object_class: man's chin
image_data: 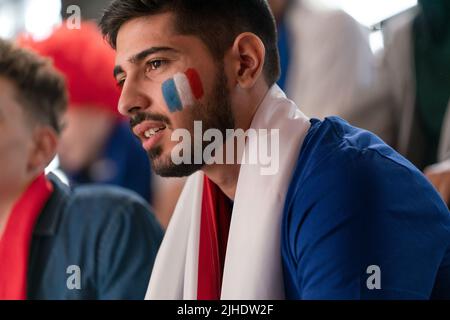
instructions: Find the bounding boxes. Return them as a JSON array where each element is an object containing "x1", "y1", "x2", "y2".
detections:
[{"x1": 150, "y1": 155, "x2": 204, "y2": 178}]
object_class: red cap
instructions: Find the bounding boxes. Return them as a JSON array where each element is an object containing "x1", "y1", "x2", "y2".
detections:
[{"x1": 18, "y1": 21, "x2": 121, "y2": 117}]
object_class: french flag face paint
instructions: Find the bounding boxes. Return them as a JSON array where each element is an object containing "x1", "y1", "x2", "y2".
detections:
[{"x1": 162, "y1": 68, "x2": 204, "y2": 113}]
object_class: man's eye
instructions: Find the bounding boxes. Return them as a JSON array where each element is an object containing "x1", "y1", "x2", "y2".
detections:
[
  {"x1": 116, "y1": 79, "x2": 125, "y2": 88},
  {"x1": 146, "y1": 59, "x2": 167, "y2": 71}
]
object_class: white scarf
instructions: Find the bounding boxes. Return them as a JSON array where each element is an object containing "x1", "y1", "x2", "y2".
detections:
[{"x1": 146, "y1": 85, "x2": 311, "y2": 300}]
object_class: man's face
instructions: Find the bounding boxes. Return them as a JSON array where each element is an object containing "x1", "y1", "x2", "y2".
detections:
[
  {"x1": 0, "y1": 77, "x2": 34, "y2": 199},
  {"x1": 115, "y1": 12, "x2": 235, "y2": 177}
]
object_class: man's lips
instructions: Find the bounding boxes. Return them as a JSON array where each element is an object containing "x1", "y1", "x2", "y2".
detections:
[
  {"x1": 133, "y1": 120, "x2": 166, "y2": 138},
  {"x1": 133, "y1": 121, "x2": 167, "y2": 151}
]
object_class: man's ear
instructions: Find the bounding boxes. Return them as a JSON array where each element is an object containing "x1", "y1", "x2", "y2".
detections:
[
  {"x1": 230, "y1": 32, "x2": 266, "y2": 89},
  {"x1": 27, "y1": 126, "x2": 59, "y2": 175}
]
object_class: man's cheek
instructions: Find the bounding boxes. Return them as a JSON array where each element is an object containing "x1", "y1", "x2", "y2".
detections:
[{"x1": 162, "y1": 68, "x2": 204, "y2": 113}]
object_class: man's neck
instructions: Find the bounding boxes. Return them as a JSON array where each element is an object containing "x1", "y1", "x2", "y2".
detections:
[
  {"x1": 203, "y1": 163, "x2": 241, "y2": 200},
  {"x1": 203, "y1": 83, "x2": 271, "y2": 200}
]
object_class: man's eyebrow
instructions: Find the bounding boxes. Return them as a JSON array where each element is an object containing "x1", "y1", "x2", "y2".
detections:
[
  {"x1": 113, "y1": 46, "x2": 178, "y2": 78},
  {"x1": 129, "y1": 46, "x2": 178, "y2": 64}
]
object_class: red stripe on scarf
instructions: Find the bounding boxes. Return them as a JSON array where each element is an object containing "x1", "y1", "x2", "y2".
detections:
[
  {"x1": 197, "y1": 176, "x2": 232, "y2": 300},
  {"x1": 0, "y1": 174, "x2": 53, "y2": 300}
]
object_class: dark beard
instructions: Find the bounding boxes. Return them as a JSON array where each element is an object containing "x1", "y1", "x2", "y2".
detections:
[
  {"x1": 152, "y1": 66, "x2": 235, "y2": 177},
  {"x1": 148, "y1": 144, "x2": 204, "y2": 177}
]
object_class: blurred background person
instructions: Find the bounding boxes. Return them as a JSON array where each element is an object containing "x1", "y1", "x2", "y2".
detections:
[
  {"x1": 0, "y1": 39, "x2": 163, "y2": 299},
  {"x1": 19, "y1": 22, "x2": 153, "y2": 203},
  {"x1": 17, "y1": 1, "x2": 185, "y2": 228},
  {"x1": 268, "y1": 0, "x2": 392, "y2": 144},
  {"x1": 380, "y1": 0, "x2": 450, "y2": 205}
]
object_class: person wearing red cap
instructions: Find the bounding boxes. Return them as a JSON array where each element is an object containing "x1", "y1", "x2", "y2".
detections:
[
  {"x1": 0, "y1": 39, "x2": 162, "y2": 300},
  {"x1": 19, "y1": 22, "x2": 152, "y2": 202}
]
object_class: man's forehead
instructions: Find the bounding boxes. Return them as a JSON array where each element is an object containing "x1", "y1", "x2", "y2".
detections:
[
  {"x1": 115, "y1": 13, "x2": 177, "y2": 61},
  {"x1": 0, "y1": 77, "x2": 17, "y2": 101},
  {"x1": 0, "y1": 76, "x2": 14, "y2": 90},
  {"x1": 0, "y1": 78, "x2": 22, "y2": 119}
]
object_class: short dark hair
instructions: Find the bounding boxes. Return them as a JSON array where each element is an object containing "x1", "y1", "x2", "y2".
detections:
[
  {"x1": 0, "y1": 38, "x2": 67, "y2": 133},
  {"x1": 99, "y1": 0, "x2": 281, "y2": 86}
]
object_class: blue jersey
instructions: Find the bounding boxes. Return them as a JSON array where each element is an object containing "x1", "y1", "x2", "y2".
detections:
[{"x1": 282, "y1": 117, "x2": 450, "y2": 299}]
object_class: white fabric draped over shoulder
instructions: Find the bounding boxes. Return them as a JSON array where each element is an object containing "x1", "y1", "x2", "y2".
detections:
[{"x1": 146, "y1": 85, "x2": 311, "y2": 300}]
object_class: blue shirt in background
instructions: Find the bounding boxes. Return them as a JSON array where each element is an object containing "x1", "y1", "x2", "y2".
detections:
[
  {"x1": 277, "y1": 20, "x2": 291, "y2": 91},
  {"x1": 28, "y1": 174, "x2": 163, "y2": 300},
  {"x1": 69, "y1": 121, "x2": 152, "y2": 202}
]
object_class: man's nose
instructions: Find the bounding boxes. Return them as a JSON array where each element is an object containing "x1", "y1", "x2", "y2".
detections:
[{"x1": 117, "y1": 83, "x2": 152, "y2": 117}]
